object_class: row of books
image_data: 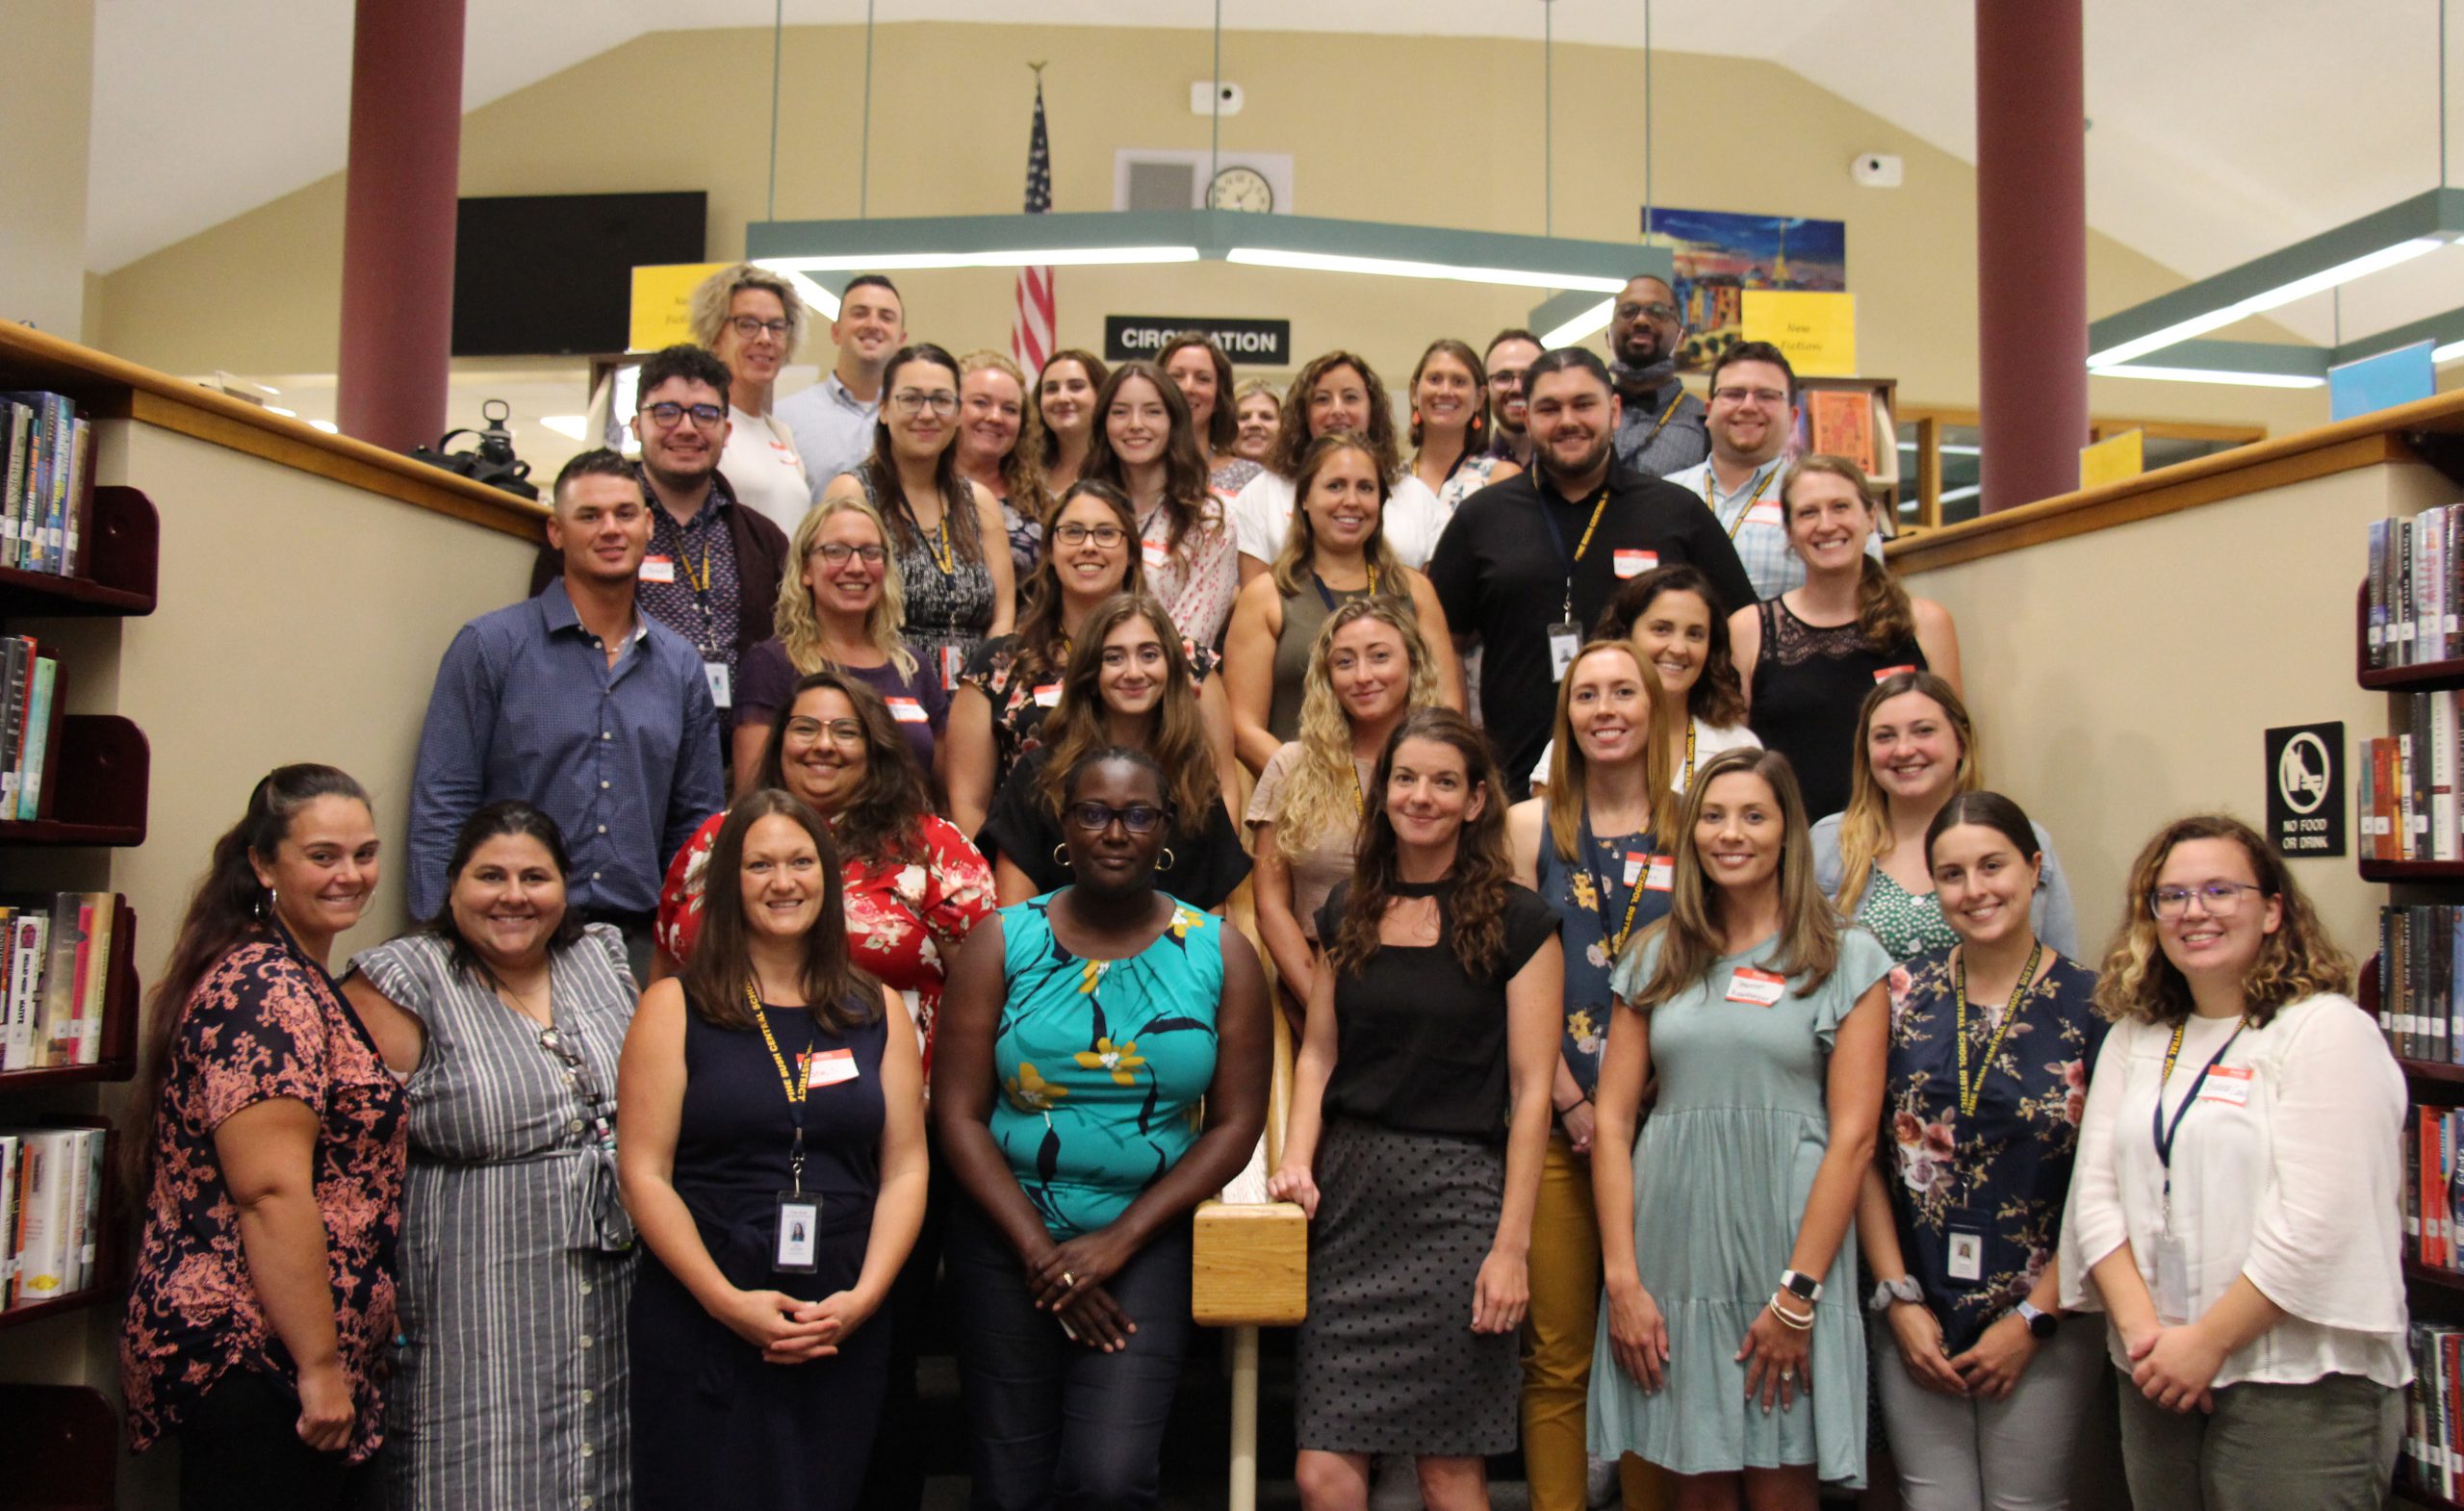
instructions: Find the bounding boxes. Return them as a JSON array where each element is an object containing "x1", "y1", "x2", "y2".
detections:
[
  {"x1": 2409, "y1": 1323, "x2": 2464, "y2": 1500},
  {"x1": 2367, "y1": 508, "x2": 2464, "y2": 670},
  {"x1": 2358, "y1": 691, "x2": 2464, "y2": 861},
  {"x1": 0, "y1": 636, "x2": 62, "y2": 826},
  {"x1": 0, "y1": 894, "x2": 119, "y2": 1072},
  {"x1": 0, "y1": 391, "x2": 93, "y2": 577},
  {"x1": 2380, "y1": 906, "x2": 2464, "y2": 1062},
  {"x1": 0, "y1": 1127, "x2": 104, "y2": 1310},
  {"x1": 2408, "y1": 1105, "x2": 2464, "y2": 1266}
]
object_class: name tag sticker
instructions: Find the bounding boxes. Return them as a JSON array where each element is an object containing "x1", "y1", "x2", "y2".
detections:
[
  {"x1": 1612, "y1": 549, "x2": 1657, "y2": 578},
  {"x1": 1746, "y1": 500, "x2": 1786, "y2": 527},
  {"x1": 1644, "y1": 856, "x2": 1675, "y2": 893},
  {"x1": 1725, "y1": 966, "x2": 1787, "y2": 1007},
  {"x1": 640, "y1": 554, "x2": 678, "y2": 584},
  {"x1": 1873, "y1": 664, "x2": 1918, "y2": 683},
  {"x1": 1622, "y1": 851, "x2": 1648, "y2": 886},
  {"x1": 2197, "y1": 1064, "x2": 2253, "y2": 1106},
  {"x1": 1033, "y1": 682, "x2": 1063, "y2": 708},
  {"x1": 886, "y1": 696, "x2": 930, "y2": 725},
  {"x1": 806, "y1": 1047, "x2": 860, "y2": 1088},
  {"x1": 1142, "y1": 539, "x2": 1169, "y2": 570}
]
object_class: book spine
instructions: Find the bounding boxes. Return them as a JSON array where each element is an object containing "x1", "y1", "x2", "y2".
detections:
[
  {"x1": 2427, "y1": 507, "x2": 2449, "y2": 666},
  {"x1": 2403, "y1": 516, "x2": 2420, "y2": 665},
  {"x1": 0, "y1": 399, "x2": 22, "y2": 571},
  {"x1": 0, "y1": 1134, "x2": 16, "y2": 1305},
  {"x1": 40, "y1": 396, "x2": 71, "y2": 574},
  {"x1": 8, "y1": 915, "x2": 45, "y2": 1078},
  {"x1": 38, "y1": 894, "x2": 80, "y2": 1070},
  {"x1": 19, "y1": 656, "x2": 58, "y2": 821},
  {"x1": 57, "y1": 412, "x2": 84, "y2": 577},
  {"x1": 67, "y1": 419, "x2": 95, "y2": 578},
  {"x1": 76, "y1": 894, "x2": 114, "y2": 1066},
  {"x1": 0, "y1": 909, "x2": 20, "y2": 1073},
  {"x1": 8, "y1": 1131, "x2": 69, "y2": 1306}
]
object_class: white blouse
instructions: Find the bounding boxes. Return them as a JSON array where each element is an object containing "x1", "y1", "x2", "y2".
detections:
[
  {"x1": 1227, "y1": 470, "x2": 1448, "y2": 572},
  {"x1": 1527, "y1": 717, "x2": 1760, "y2": 795},
  {"x1": 2058, "y1": 993, "x2": 2411, "y2": 1390},
  {"x1": 722, "y1": 406, "x2": 816, "y2": 540}
]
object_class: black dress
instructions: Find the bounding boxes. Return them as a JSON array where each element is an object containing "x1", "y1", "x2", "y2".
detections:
[
  {"x1": 1747, "y1": 596, "x2": 1927, "y2": 822},
  {"x1": 975, "y1": 747, "x2": 1253, "y2": 909},
  {"x1": 631, "y1": 998, "x2": 891, "y2": 1510}
]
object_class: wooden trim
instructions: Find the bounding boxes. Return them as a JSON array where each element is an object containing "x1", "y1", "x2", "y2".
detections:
[
  {"x1": 0, "y1": 322, "x2": 550, "y2": 541},
  {"x1": 1914, "y1": 415, "x2": 1943, "y2": 530},
  {"x1": 1896, "y1": 404, "x2": 2267, "y2": 447}
]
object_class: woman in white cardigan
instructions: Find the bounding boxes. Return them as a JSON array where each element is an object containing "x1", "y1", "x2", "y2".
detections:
[{"x1": 2062, "y1": 813, "x2": 2407, "y2": 1511}]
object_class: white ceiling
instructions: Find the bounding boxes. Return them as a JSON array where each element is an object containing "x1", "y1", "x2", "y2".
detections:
[{"x1": 88, "y1": 0, "x2": 2464, "y2": 344}]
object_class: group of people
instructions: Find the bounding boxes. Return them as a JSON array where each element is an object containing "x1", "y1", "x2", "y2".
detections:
[{"x1": 114, "y1": 260, "x2": 2408, "y2": 1511}]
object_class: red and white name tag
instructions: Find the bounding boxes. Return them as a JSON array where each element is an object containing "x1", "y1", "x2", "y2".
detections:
[
  {"x1": 1643, "y1": 856, "x2": 1675, "y2": 892},
  {"x1": 1142, "y1": 539, "x2": 1170, "y2": 570},
  {"x1": 1613, "y1": 549, "x2": 1657, "y2": 578},
  {"x1": 1033, "y1": 682, "x2": 1063, "y2": 708},
  {"x1": 2197, "y1": 1064, "x2": 2254, "y2": 1106},
  {"x1": 886, "y1": 696, "x2": 929, "y2": 725},
  {"x1": 1725, "y1": 966, "x2": 1787, "y2": 1006},
  {"x1": 1745, "y1": 500, "x2": 1786, "y2": 527},
  {"x1": 1873, "y1": 664, "x2": 1918, "y2": 683},
  {"x1": 639, "y1": 554, "x2": 678, "y2": 584},
  {"x1": 1622, "y1": 851, "x2": 1649, "y2": 886},
  {"x1": 805, "y1": 1047, "x2": 860, "y2": 1088}
]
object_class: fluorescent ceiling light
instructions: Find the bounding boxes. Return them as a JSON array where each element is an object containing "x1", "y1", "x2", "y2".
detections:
[
  {"x1": 767, "y1": 246, "x2": 1198, "y2": 272},
  {"x1": 308, "y1": 420, "x2": 338, "y2": 434},
  {"x1": 2436, "y1": 338, "x2": 2464, "y2": 365},
  {"x1": 2088, "y1": 237, "x2": 2445, "y2": 368},
  {"x1": 540, "y1": 415, "x2": 590, "y2": 441},
  {"x1": 2089, "y1": 363, "x2": 2326, "y2": 389},
  {"x1": 1539, "y1": 298, "x2": 1615, "y2": 346},
  {"x1": 776, "y1": 269, "x2": 839, "y2": 320},
  {"x1": 1228, "y1": 246, "x2": 1625, "y2": 294},
  {"x1": 1938, "y1": 485, "x2": 1982, "y2": 504}
]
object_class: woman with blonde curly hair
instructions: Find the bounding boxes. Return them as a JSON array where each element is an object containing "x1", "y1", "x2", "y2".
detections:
[
  {"x1": 733, "y1": 492, "x2": 945, "y2": 789},
  {"x1": 2060, "y1": 814, "x2": 2405, "y2": 1511},
  {"x1": 688, "y1": 261, "x2": 817, "y2": 536},
  {"x1": 1245, "y1": 599, "x2": 1444, "y2": 1022},
  {"x1": 954, "y1": 349, "x2": 1050, "y2": 596}
]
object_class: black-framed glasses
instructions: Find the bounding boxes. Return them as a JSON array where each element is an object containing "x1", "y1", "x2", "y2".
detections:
[
  {"x1": 786, "y1": 716, "x2": 866, "y2": 746},
  {"x1": 728, "y1": 315, "x2": 791, "y2": 341},
  {"x1": 1052, "y1": 523, "x2": 1128, "y2": 549},
  {"x1": 810, "y1": 542, "x2": 886, "y2": 566},
  {"x1": 2149, "y1": 881, "x2": 2265, "y2": 919},
  {"x1": 641, "y1": 400, "x2": 725, "y2": 428},
  {"x1": 1067, "y1": 801, "x2": 1166, "y2": 834},
  {"x1": 1620, "y1": 301, "x2": 1681, "y2": 323}
]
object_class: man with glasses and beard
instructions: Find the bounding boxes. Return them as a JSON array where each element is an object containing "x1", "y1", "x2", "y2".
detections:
[
  {"x1": 1428, "y1": 348, "x2": 1753, "y2": 800},
  {"x1": 1605, "y1": 275, "x2": 1710, "y2": 479},
  {"x1": 528, "y1": 345, "x2": 791, "y2": 730},
  {"x1": 1482, "y1": 327, "x2": 1544, "y2": 470}
]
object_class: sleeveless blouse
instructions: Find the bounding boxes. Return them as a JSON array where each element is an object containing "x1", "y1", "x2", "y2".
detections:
[
  {"x1": 1747, "y1": 597, "x2": 1926, "y2": 824},
  {"x1": 857, "y1": 469, "x2": 997, "y2": 691}
]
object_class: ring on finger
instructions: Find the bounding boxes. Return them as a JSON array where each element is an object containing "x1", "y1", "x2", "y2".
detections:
[{"x1": 1061, "y1": 1271, "x2": 1076, "y2": 1288}]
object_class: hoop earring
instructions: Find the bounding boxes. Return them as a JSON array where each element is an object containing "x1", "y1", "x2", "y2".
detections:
[
  {"x1": 1052, "y1": 843, "x2": 1072, "y2": 869},
  {"x1": 256, "y1": 886, "x2": 275, "y2": 919},
  {"x1": 1158, "y1": 848, "x2": 1177, "y2": 872}
]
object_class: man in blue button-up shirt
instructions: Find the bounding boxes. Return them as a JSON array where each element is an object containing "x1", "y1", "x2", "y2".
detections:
[{"x1": 409, "y1": 448, "x2": 725, "y2": 977}]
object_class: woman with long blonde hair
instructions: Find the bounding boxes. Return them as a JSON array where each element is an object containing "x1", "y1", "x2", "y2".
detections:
[
  {"x1": 1246, "y1": 598, "x2": 1444, "y2": 1022},
  {"x1": 954, "y1": 349, "x2": 1050, "y2": 596},
  {"x1": 2062, "y1": 815, "x2": 2404, "y2": 1511},
  {"x1": 1228, "y1": 349, "x2": 1450, "y2": 579},
  {"x1": 1810, "y1": 670, "x2": 2078, "y2": 962},
  {"x1": 1591, "y1": 745, "x2": 1891, "y2": 1506},
  {"x1": 733, "y1": 492, "x2": 945, "y2": 790}
]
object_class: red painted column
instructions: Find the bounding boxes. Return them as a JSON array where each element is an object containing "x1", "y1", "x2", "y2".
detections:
[
  {"x1": 1975, "y1": 0, "x2": 2089, "y2": 513},
  {"x1": 336, "y1": 0, "x2": 465, "y2": 452}
]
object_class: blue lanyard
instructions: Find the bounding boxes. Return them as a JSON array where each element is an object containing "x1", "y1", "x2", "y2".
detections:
[{"x1": 2150, "y1": 1017, "x2": 2246, "y2": 1175}]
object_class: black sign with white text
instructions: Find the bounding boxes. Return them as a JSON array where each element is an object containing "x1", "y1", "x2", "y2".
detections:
[
  {"x1": 1104, "y1": 315, "x2": 1291, "y2": 367},
  {"x1": 2265, "y1": 721, "x2": 2345, "y2": 858}
]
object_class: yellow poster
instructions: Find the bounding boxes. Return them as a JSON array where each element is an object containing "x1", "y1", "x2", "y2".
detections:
[
  {"x1": 1740, "y1": 291, "x2": 1857, "y2": 376},
  {"x1": 2078, "y1": 428, "x2": 2145, "y2": 491},
  {"x1": 629, "y1": 263, "x2": 732, "y2": 353}
]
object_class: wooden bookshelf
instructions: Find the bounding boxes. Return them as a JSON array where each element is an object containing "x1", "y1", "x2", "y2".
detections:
[
  {"x1": 0, "y1": 488, "x2": 159, "y2": 616},
  {"x1": 2367, "y1": 860, "x2": 2464, "y2": 884},
  {"x1": 0, "y1": 1383, "x2": 115, "y2": 1507},
  {"x1": 0, "y1": 716, "x2": 151, "y2": 846},
  {"x1": 2358, "y1": 580, "x2": 2464, "y2": 693},
  {"x1": 0, "y1": 896, "x2": 141, "y2": 1091},
  {"x1": 0, "y1": 1119, "x2": 120, "y2": 1334},
  {"x1": 2398, "y1": 1474, "x2": 2464, "y2": 1511}
]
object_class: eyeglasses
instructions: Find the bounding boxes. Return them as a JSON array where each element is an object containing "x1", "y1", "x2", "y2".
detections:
[
  {"x1": 1067, "y1": 801, "x2": 1166, "y2": 834},
  {"x1": 1619, "y1": 301, "x2": 1681, "y2": 324},
  {"x1": 1710, "y1": 386, "x2": 1789, "y2": 407},
  {"x1": 888, "y1": 390, "x2": 960, "y2": 417},
  {"x1": 810, "y1": 542, "x2": 886, "y2": 566},
  {"x1": 641, "y1": 401, "x2": 725, "y2": 429},
  {"x1": 2148, "y1": 881, "x2": 2265, "y2": 919},
  {"x1": 728, "y1": 315, "x2": 792, "y2": 341},
  {"x1": 1488, "y1": 371, "x2": 1526, "y2": 392},
  {"x1": 1052, "y1": 523, "x2": 1128, "y2": 549},
  {"x1": 787, "y1": 716, "x2": 866, "y2": 745}
]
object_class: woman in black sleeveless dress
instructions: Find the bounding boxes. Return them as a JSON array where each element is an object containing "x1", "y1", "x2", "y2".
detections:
[
  {"x1": 619, "y1": 789, "x2": 929, "y2": 1510},
  {"x1": 1731, "y1": 455, "x2": 1961, "y2": 822}
]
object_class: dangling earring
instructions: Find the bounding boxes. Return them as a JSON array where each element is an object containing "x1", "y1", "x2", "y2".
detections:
[
  {"x1": 1410, "y1": 407, "x2": 1421, "y2": 427},
  {"x1": 1157, "y1": 848, "x2": 1177, "y2": 873},
  {"x1": 1052, "y1": 843, "x2": 1072, "y2": 869}
]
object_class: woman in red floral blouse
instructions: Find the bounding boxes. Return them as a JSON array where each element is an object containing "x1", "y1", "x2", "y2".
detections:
[{"x1": 119, "y1": 764, "x2": 404, "y2": 1511}]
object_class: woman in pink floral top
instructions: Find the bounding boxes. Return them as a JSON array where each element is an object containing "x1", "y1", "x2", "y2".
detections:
[
  {"x1": 654, "y1": 668, "x2": 994, "y2": 1076},
  {"x1": 119, "y1": 765, "x2": 404, "y2": 1510}
]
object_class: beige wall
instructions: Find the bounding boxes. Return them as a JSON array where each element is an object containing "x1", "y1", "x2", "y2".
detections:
[
  {"x1": 93, "y1": 20, "x2": 2324, "y2": 442},
  {"x1": 1899, "y1": 461, "x2": 2446, "y2": 962},
  {"x1": 0, "y1": 0, "x2": 94, "y2": 339}
]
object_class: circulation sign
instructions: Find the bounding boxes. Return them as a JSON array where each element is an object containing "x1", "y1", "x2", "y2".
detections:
[
  {"x1": 1105, "y1": 316, "x2": 1291, "y2": 367},
  {"x1": 2264, "y1": 722, "x2": 2345, "y2": 858}
]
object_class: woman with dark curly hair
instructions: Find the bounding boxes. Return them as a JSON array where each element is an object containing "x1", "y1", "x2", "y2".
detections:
[
  {"x1": 2061, "y1": 813, "x2": 2405, "y2": 1511},
  {"x1": 1228, "y1": 349, "x2": 1450, "y2": 579},
  {"x1": 1270, "y1": 707, "x2": 1562, "y2": 1511}
]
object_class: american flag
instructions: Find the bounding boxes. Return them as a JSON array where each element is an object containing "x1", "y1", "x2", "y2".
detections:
[{"x1": 1010, "y1": 77, "x2": 1056, "y2": 374}]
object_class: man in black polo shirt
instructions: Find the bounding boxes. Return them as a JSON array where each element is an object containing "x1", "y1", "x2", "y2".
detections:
[{"x1": 1429, "y1": 346, "x2": 1754, "y2": 799}]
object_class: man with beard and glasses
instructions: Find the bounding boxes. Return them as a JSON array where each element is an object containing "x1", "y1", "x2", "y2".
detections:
[
  {"x1": 1428, "y1": 347, "x2": 1752, "y2": 801},
  {"x1": 1482, "y1": 327, "x2": 1544, "y2": 470},
  {"x1": 1605, "y1": 275, "x2": 1709, "y2": 479},
  {"x1": 529, "y1": 345, "x2": 791, "y2": 733}
]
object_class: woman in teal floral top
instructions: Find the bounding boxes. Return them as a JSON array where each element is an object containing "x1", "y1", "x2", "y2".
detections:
[
  {"x1": 933, "y1": 745, "x2": 1270, "y2": 1511},
  {"x1": 1854, "y1": 790, "x2": 2107, "y2": 1510}
]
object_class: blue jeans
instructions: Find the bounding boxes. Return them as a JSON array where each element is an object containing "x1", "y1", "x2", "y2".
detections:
[{"x1": 944, "y1": 1198, "x2": 1194, "y2": 1511}]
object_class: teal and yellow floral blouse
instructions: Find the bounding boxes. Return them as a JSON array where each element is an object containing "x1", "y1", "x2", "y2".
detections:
[
  {"x1": 990, "y1": 894, "x2": 1224, "y2": 1239},
  {"x1": 1883, "y1": 948, "x2": 2107, "y2": 1351},
  {"x1": 1535, "y1": 820, "x2": 1670, "y2": 1097}
]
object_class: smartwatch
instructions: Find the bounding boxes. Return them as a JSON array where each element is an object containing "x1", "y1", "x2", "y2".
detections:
[
  {"x1": 1779, "y1": 1268, "x2": 1823, "y2": 1304},
  {"x1": 2015, "y1": 1300, "x2": 2059, "y2": 1340},
  {"x1": 1867, "y1": 1274, "x2": 1922, "y2": 1313}
]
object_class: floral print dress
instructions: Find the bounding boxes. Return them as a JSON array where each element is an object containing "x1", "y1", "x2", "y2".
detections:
[
  {"x1": 1534, "y1": 816, "x2": 1671, "y2": 1098},
  {"x1": 1881, "y1": 948, "x2": 2107, "y2": 1351}
]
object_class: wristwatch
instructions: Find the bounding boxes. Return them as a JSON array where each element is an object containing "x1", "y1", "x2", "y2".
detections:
[
  {"x1": 2015, "y1": 1300, "x2": 2059, "y2": 1340},
  {"x1": 1779, "y1": 1268, "x2": 1823, "y2": 1304},
  {"x1": 1867, "y1": 1274, "x2": 1922, "y2": 1313}
]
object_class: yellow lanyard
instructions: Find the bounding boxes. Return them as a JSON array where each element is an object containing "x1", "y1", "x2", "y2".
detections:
[
  {"x1": 1952, "y1": 941, "x2": 2042, "y2": 1117},
  {"x1": 1633, "y1": 388, "x2": 1686, "y2": 452},
  {"x1": 679, "y1": 536, "x2": 713, "y2": 596},
  {"x1": 1681, "y1": 719, "x2": 1698, "y2": 791},
  {"x1": 1715, "y1": 465, "x2": 1779, "y2": 541},
  {"x1": 749, "y1": 983, "x2": 808, "y2": 1106},
  {"x1": 922, "y1": 508, "x2": 956, "y2": 576}
]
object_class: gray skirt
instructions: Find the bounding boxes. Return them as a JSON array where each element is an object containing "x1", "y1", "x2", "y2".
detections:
[{"x1": 1295, "y1": 1117, "x2": 1518, "y2": 1455}]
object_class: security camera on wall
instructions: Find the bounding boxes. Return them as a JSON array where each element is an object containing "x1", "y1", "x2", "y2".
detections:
[
  {"x1": 1851, "y1": 153, "x2": 1904, "y2": 189},
  {"x1": 1191, "y1": 81, "x2": 1245, "y2": 115}
]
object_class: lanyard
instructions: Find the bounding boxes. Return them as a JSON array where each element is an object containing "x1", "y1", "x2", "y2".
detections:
[
  {"x1": 2151, "y1": 1016, "x2": 2248, "y2": 1191},
  {"x1": 1348, "y1": 757, "x2": 1366, "y2": 816},
  {"x1": 661, "y1": 508, "x2": 722, "y2": 654},
  {"x1": 1951, "y1": 940, "x2": 2042, "y2": 1117},
  {"x1": 1632, "y1": 387, "x2": 1685, "y2": 453},
  {"x1": 1311, "y1": 567, "x2": 1379, "y2": 613},
  {"x1": 1713, "y1": 464, "x2": 1779, "y2": 541},
  {"x1": 749, "y1": 984, "x2": 816, "y2": 1191},
  {"x1": 1681, "y1": 719, "x2": 1698, "y2": 791},
  {"x1": 1535, "y1": 482, "x2": 1614, "y2": 623},
  {"x1": 1578, "y1": 807, "x2": 1651, "y2": 959}
]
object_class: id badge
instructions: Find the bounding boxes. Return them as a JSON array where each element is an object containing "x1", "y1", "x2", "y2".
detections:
[
  {"x1": 1547, "y1": 621, "x2": 1582, "y2": 681},
  {"x1": 937, "y1": 646, "x2": 964, "y2": 692},
  {"x1": 1142, "y1": 539, "x2": 1169, "y2": 571},
  {"x1": 1725, "y1": 967, "x2": 1787, "y2": 1007},
  {"x1": 2154, "y1": 1231, "x2": 2191, "y2": 1325},
  {"x1": 1611, "y1": 549, "x2": 1656, "y2": 578},
  {"x1": 805, "y1": 1047, "x2": 859, "y2": 1088},
  {"x1": 703, "y1": 660, "x2": 732, "y2": 709},
  {"x1": 1033, "y1": 682, "x2": 1063, "y2": 708},
  {"x1": 775, "y1": 1191, "x2": 821, "y2": 1274},
  {"x1": 1643, "y1": 856, "x2": 1675, "y2": 893},
  {"x1": 1945, "y1": 1210, "x2": 1986, "y2": 1284},
  {"x1": 2197, "y1": 1064, "x2": 2253, "y2": 1107},
  {"x1": 1622, "y1": 850, "x2": 1648, "y2": 886}
]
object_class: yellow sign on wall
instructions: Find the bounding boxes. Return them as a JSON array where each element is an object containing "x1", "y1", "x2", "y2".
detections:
[
  {"x1": 1739, "y1": 290, "x2": 1857, "y2": 377},
  {"x1": 2079, "y1": 428, "x2": 2145, "y2": 491},
  {"x1": 629, "y1": 263, "x2": 731, "y2": 353}
]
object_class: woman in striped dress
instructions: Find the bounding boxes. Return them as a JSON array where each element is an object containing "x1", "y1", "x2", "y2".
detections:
[{"x1": 343, "y1": 801, "x2": 642, "y2": 1511}]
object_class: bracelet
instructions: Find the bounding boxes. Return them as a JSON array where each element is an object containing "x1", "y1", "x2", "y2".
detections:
[
  {"x1": 1767, "y1": 1293, "x2": 1815, "y2": 1331},
  {"x1": 1554, "y1": 1092, "x2": 1592, "y2": 1114}
]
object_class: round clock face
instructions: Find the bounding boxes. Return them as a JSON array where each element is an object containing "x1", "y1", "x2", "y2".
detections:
[{"x1": 1207, "y1": 166, "x2": 1274, "y2": 214}]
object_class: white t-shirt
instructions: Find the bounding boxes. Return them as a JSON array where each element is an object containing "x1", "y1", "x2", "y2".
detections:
[
  {"x1": 1528, "y1": 717, "x2": 1759, "y2": 794},
  {"x1": 723, "y1": 406, "x2": 816, "y2": 539},
  {"x1": 1229, "y1": 470, "x2": 1448, "y2": 572},
  {"x1": 2059, "y1": 994, "x2": 2411, "y2": 1390}
]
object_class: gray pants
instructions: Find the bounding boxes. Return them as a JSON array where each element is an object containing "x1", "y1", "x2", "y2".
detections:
[
  {"x1": 2114, "y1": 1367, "x2": 2402, "y2": 1511},
  {"x1": 1871, "y1": 1323, "x2": 2103, "y2": 1511}
]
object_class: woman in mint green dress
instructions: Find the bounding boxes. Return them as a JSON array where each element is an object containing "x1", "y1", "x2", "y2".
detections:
[{"x1": 1588, "y1": 746, "x2": 1892, "y2": 1506}]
